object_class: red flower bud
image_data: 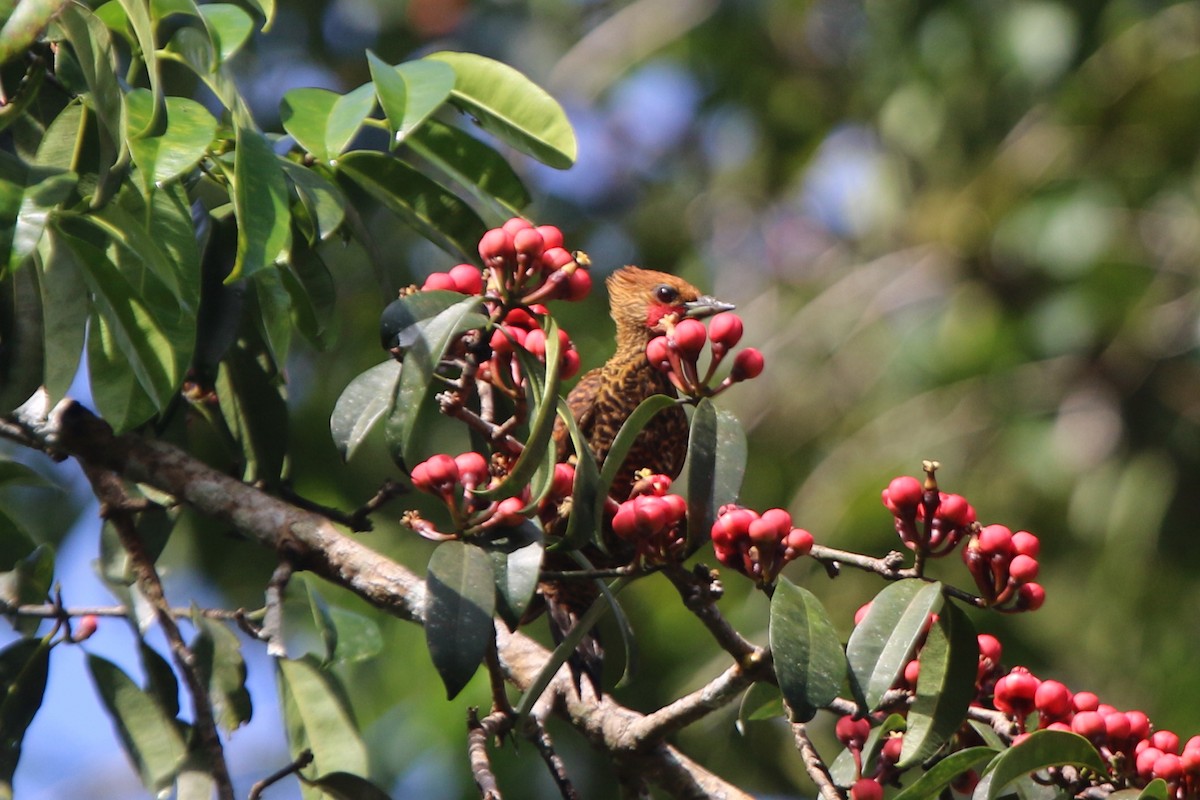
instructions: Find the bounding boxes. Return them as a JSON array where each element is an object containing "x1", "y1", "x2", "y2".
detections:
[
  {"x1": 74, "y1": 614, "x2": 98, "y2": 642},
  {"x1": 730, "y1": 348, "x2": 764, "y2": 381},
  {"x1": 1152, "y1": 730, "x2": 1180, "y2": 755},
  {"x1": 883, "y1": 476, "x2": 923, "y2": 512},
  {"x1": 851, "y1": 778, "x2": 883, "y2": 800},
  {"x1": 422, "y1": 272, "x2": 457, "y2": 291},
  {"x1": 672, "y1": 319, "x2": 708, "y2": 359},
  {"x1": 541, "y1": 246, "x2": 575, "y2": 272},
  {"x1": 501, "y1": 217, "x2": 533, "y2": 235},
  {"x1": 835, "y1": 715, "x2": 871, "y2": 748},
  {"x1": 977, "y1": 524, "x2": 1014, "y2": 557},
  {"x1": 454, "y1": 452, "x2": 489, "y2": 490},
  {"x1": 1011, "y1": 530, "x2": 1040, "y2": 558},
  {"x1": 1009, "y1": 554, "x2": 1039, "y2": 583},
  {"x1": 479, "y1": 228, "x2": 515, "y2": 265},
  {"x1": 565, "y1": 268, "x2": 592, "y2": 301},
  {"x1": 708, "y1": 312, "x2": 743, "y2": 348},
  {"x1": 993, "y1": 668, "x2": 1040, "y2": 717},
  {"x1": 1034, "y1": 680, "x2": 1072, "y2": 720},
  {"x1": 412, "y1": 454, "x2": 459, "y2": 495},
  {"x1": 747, "y1": 508, "x2": 791, "y2": 543},
  {"x1": 784, "y1": 528, "x2": 814, "y2": 557},
  {"x1": 513, "y1": 227, "x2": 545, "y2": 257},
  {"x1": 937, "y1": 493, "x2": 974, "y2": 526},
  {"x1": 646, "y1": 337, "x2": 672, "y2": 372},
  {"x1": 1017, "y1": 582, "x2": 1045, "y2": 611},
  {"x1": 1072, "y1": 710, "x2": 1106, "y2": 742},
  {"x1": 536, "y1": 225, "x2": 564, "y2": 250},
  {"x1": 448, "y1": 264, "x2": 483, "y2": 295}
]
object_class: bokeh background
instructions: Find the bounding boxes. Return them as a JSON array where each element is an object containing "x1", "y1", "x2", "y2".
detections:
[{"x1": 4, "y1": 0, "x2": 1200, "y2": 797}]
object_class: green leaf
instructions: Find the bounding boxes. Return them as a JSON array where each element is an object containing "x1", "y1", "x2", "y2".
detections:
[
  {"x1": 87, "y1": 654, "x2": 187, "y2": 791},
  {"x1": 281, "y1": 84, "x2": 376, "y2": 164},
  {"x1": 406, "y1": 118, "x2": 531, "y2": 216},
  {"x1": 554, "y1": 399, "x2": 602, "y2": 551},
  {"x1": 736, "y1": 682, "x2": 784, "y2": 735},
  {"x1": 769, "y1": 576, "x2": 847, "y2": 722},
  {"x1": 892, "y1": 747, "x2": 998, "y2": 800},
  {"x1": 87, "y1": 309, "x2": 159, "y2": 429},
  {"x1": 0, "y1": 150, "x2": 77, "y2": 273},
  {"x1": 846, "y1": 579, "x2": 944, "y2": 711},
  {"x1": 324, "y1": 606, "x2": 383, "y2": 665},
  {"x1": 191, "y1": 613, "x2": 253, "y2": 732},
  {"x1": 137, "y1": 641, "x2": 180, "y2": 720},
  {"x1": 126, "y1": 90, "x2": 217, "y2": 192},
  {"x1": 1131, "y1": 779, "x2": 1171, "y2": 800},
  {"x1": 424, "y1": 540, "x2": 496, "y2": 699},
  {"x1": 304, "y1": 772, "x2": 393, "y2": 800},
  {"x1": 337, "y1": 150, "x2": 486, "y2": 261},
  {"x1": 215, "y1": 341, "x2": 288, "y2": 485},
  {"x1": 280, "y1": 160, "x2": 346, "y2": 243},
  {"x1": 367, "y1": 52, "x2": 455, "y2": 145},
  {"x1": 484, "y1": 520, "x2": 544, "y2": 630},
  {"x1": 0, "y1": 0, "x2": 71, "y2": 66},
  {"x1": 599, "y1": 394, "x2": 679, "y2": 492},
  {"x1": 384, "y1": 295, "x2": 487, "y2": 469},
  {"x1": 900, "y1": 600, "x2": 979, "y2": 767},
  {"x1": 303, "y1": 578, "x2": 339, "y2": 664},
  {"x1": 0, "y1": 637, "x2": 51, "y2": 789},
  {"x1": 116, "y1": 0, "x2": 165, "y2": 138},
  {"x1": 0, "y1": 258, "x2": 42, "y2": 410},
  {"x1": 425, "y1": 51, "x2": 577, "y2": 169},
  {"x1": 330, "y1": 359, "x2": 401, "y2": 460},
  {"x1": 198, "y1": 3, "x2": 253, "y2": 62},
  {"x1": 231, "y1": 124, "x2": 291, "y2": 281},
  {"x1": 378, "y1": 289, "x2": 472, "y2": 351},
  {"x1": 276, "y1": 655, "x2": 369, "y2": 779},
  {"x1": 685, "y1": 398, "x2": 747, "y2": 550},
  {"x1": 36, "y1": 226, "x2": 88, "y2": 401},
  {"x1": 241, "y1": 0, "x2": 274, "y2": 32},
  {"x1": 980, "y1": 730, "x2": 1107, "y2": 800}
]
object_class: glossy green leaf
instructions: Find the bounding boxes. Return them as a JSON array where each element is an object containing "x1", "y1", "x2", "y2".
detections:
[
  {"x1": 215, "y1": 341, "x2": 288, "y2": 485},
  {"x1": 736, "y1": 682, "x2": 785, "y2": 734},
  {"x1": 125, "y1": 90, "x2": 217, "y2": 192},
  {"x1": 303, "y1": 578, "x2": 338, "y2": 664},
  {"x1": 85, "y1": 198, "x2": 191, "y2": 306},
  {"x1": 304, "y1": 772, "x2": 393, "y2": 800},
  {"x1": 191, "y1": 613, "x2": 253, "y2": 732},
  {"x1": 150, "y1": 0, "x2": 202, "y2": 24},
  {"x1": 250, "y1": 264, "x2": 292, "y2": 371},
  {"x1": 324, "y1": 605, "x2": 383, "y2": 665},
  {"x1": 378, "y1": 289, "x2": 471, "y2": 351},
  {"x1": 86, "y1": 309, "x2": 159, "y2": 430},
  {"x1": 599, "y1": 394, "x2": 679, "y2": 492},
  {"x1": 0, "y1": 461, "x2": 51, "y2": 488},
  {"x1": 198, "y1": 3, "x2": 252, "y2": 63},
  {"x1": 979, "y1": 730, "x2": 1107, "y2": 800},
  {"x1": 769, "y1": 576, "x2": 847, "y2": 722},
  {"x1": 281, "y1": 247, "x2": 336, "y2": 348},
  {"x1": 0, "y1": 150, "x2": 77, "y2": 273},
  {"x1": 384, "y1": 294, "x2": 487, "y2": 469},
  {"x1": 892, "y1": 747, "x2": 998, "y2": 800},
  {"x1": 0, "y1": 637, "x2": 51, "y2": 789},
  {"x1": 280, "y1": 160, "x2": 346, "y2": 242},
  {"x1": 116, "y1": 0, "x2": 165, "y2": 137},
  {"x1": 231, "y1": 124, "x2": 291, "y2": 281},
  {"x1": 88, "y1": 654, "x2": 187, "y2": 791},
  {"x1": 281, "y1": 84, "x2": 376, "y2": 164},
  {"x1": 485, "y1": 519, "x2": 544, "y2": 630},
  {"x1": 1128, "y1": 779, "x2": 1170, "y2": 800},
  {"x1": 426, "y1": 51, "x2": 577, "y2": 169},
  {"x1": 367, "y1": 52, "x2": 455, "y2": 145},
  {"x1": 555, "y1": 399, "x2": 602, "y2": 551},
  {"x1": 137, "y1": 641, "x2": 180, "y2": 720},
  {"x1": 0, "y1": 0, "x2": 71, "y2": 66},
  {"x1": 337, "y1": 150, "x2": 486, "y2": 261},
  {"x1": 407, "y1": 118, "x2": 531, "y2": 216},
  {"x1": 31, "y1": 101, "x2": 82, "y2": 172},
  {"x1": 36, "y1": 225, "x2": 88, "y2": 401},
  {"x1": 424, "y1": 540, "x2": 496, "y2": 699},
  {"x1": 685, "y1": 398, "x2": 747, "y2": 550},
  {"x1": 846, "y1": 579, "x2": 944, "y2": 711},
  {"x1": 900, "y1": 599, "x2": 979, "y2": 767},
  {"x1": 330, "y1": 359, "x2": 401, "y2": 461},
  {"x1": 0, "y1": 258, "x2": 42, "y2": 410},
  {"x1": 276, "y1": 655, "x2": 368, "y2": 779},
  {"x1": 241, "y1": 0, "x2": 273, "y2": 31}
]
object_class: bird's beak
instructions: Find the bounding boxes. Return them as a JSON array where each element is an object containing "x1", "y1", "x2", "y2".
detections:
[{"x1": 682, "y1": 295, "x2": 735, "y2": 319}]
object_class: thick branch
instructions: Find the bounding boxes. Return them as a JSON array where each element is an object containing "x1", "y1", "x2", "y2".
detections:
[{"x1": 21, "y1": 398, "x2": 751, "y2": 800}]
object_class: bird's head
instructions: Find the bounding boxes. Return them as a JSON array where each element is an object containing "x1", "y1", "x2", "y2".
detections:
[{"x1": 606, "y1": 266, "x2": 734, "y2": 343}]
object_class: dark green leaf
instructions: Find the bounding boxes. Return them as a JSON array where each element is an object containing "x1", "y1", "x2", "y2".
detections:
[
  {"x1": 0, "y1": 637, "x2": 51, "y2": 788},
  {"x1": 281, "y1": 84, "x2": 376, "y2": 164},
  {"x1": 337, "y1": 150, "x2": 486, "y2": 261},
  {"x1": 484, "y1": 520, "x2": 544, "y2": 629},
  {"x1": 87, "y1": 654, "x2": 187, "y2": 791},
  {"x1": 330, "y1": 359, "x2": 401, "y2": 461},
  {"x1": 126, "y1": 90, "x2": 217, "y2": 192},
  {"x1": 0, "y1": 0, "x2": 71, "y2": 66},
  {"x1": 599, "y1": 394, "x2": 678, "y2": 492},
  {"x1": 367, "y1": 52, "x2": 455, "y2": 145},
  {"x1": 1132, "y1": 779, "x2": 1170, "y2": 800},
  {"x1": 379, "y1": 289, "x2": 471, "y2": 351},
  {"x1": 425, "y1": 51, "x2": 577, "y2": 169},
  {"x1": 304, "y1": 771, "x2": 393, "y2": 800},
  {"x1": 215, "y1": 341, "x2": 288, "y2": 485},
  {"x1": 554, "y1": 399, "x2": 602, "y2": 551},
  {"x1": 685, "y1": 398, "x2": 747, "y2": 550},
  {"x1": 900, "y1": 599, "x2": 979, "y2": 767},
  {"x1": 138, "y1": 640, "x2": 180, "y2": 720},
  {"x1": 280, "y1": 160, "x2": 346, "y2": 243},
  {"x1": 87, "y1": 309, "x2": 159, "y2": 429},
  {"x1": 736, "y1": 681, "x2": 784, "y2": 734},
  {"x1": 198, "y1": 3, "x2": 253, "y2": 62},
  {"x1": 425, "y1": 541, "x2": 496, "y2": 699},
  {"x1": 276, "y1": 655, "x2": 368, "y2": 779},
  {"x1": 116, "y1": 0, "x2": 165, "y2": 138},
  {"x1": 846, "y1": 579, "x2": 944, "y2": 711},
  {"x1": 892, "y1": 747, "x2": 998, "y2": 800},
  {"x1": 191, "y1": 613, "x2": 253, "y2": 731},
  {"x1": 303, "y1": 578, "x2": 338, "y2": 664},
  {"x1": 980, "y1": 730, "x2": 1107, "y2": 800},
  {"x1": 385, "y1": 295, "x2": 487, "y2": 469},
  {"x1": 769, "y1": 576, "x2": 847, "y2": 722},
  {"x1": 250, "y1": 264, "x2": 293, "y2": 371},
  {"x1": 36, "y1": 227, "x2": 88, "y2": 401},
  {"x1": 406, "y1": 118, "x2": 531, "y2": 216},
  {"x1": 0, "y1": 149, "x2": 77, "y2": 273},
  {"x1": 231, "y1": 124, "x2": 291, "y2": 280},
  {"x1": 0, "y1": 259, "x2": 42, "y2": 411},
  {"x1": 324, "y1": 605, "x2": 383, "y2": 665}
]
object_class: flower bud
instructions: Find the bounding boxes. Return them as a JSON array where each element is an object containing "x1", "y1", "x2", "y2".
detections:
[
  {"x1": 448, "y1": 264, "x2": 483, "y2": 295},
  {"x1": 422, "y1": 272, "x2": 457, "y2": 291},
  {"x1": 672, "y1": 319, "x2": 708, "y2": 359},
  {"x1": 708, "y1": 312, "x2": 744, "y2": 349},
  {"x1": 536, "y1": 224, "x2": 564, "y2": 250},
  {"x1": 479, "y1": 228, "x2": 515, "y2": 265},
  {"x1": 730, "y1": 348, "x2": 764, "y2": 381}
]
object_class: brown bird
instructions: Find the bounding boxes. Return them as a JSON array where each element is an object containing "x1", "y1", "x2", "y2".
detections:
[{"x1": 544, "y1": 265, "x2": 734, "y2": 690}]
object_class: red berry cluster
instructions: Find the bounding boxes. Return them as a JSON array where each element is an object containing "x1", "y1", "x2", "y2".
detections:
[
  {"x1": 881, "y1": 474, "x2": 976, "y2": 558},
  {"x1": 645, "y1": 312, "x2": 765, "y2": 397},
  {"x1": 961, "y1": 524, "x2": 1044, "y2": 611},
  {"x1": 836, "y1": 715, "x2": 901, "y2": 799},
  {"x1": 610, "y1": 473, "x2": 688, "y2": 563},
  {"x1": 478, "y1": 218, "x2": 592, "y2": 304},
  {"x1": 710, "y1": 505, "x2": 814, "y2": 586},
  {"x1": 484, "y1": 305, "x2": 581, "y2": 391},
  {"x1": 421, "y1": 263, "x2": 484, "y2": 294},
  {"x1": 985, "y1": 659, "x2": 1200, "y2": 796}
]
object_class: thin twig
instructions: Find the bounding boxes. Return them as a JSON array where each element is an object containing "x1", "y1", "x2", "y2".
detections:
[
  {"x1": 663, "y1": 564, "x2": 759, "y2": 664},
  {"x1": 260, "y1": 560, "x2": 295, "y2": 657},
  {"x1": 248, "y1": 749, "x2": 314, "y2": 800},
  {"x1": 468, "y1": 708, "x2": 504, "y2": 800},
  {"x1": 793, "y1": 723, "x2": 843, "y2": 800},
  {"x1": 626, "y1": 660, "x2": 767, "y2": 745},
  {"x1": 523, "y1": 717, "x2": 579, "y2": 800},
  {"x1": 807, "y1": 545, "x2": 989, "y2": 607},
  {"x1": 0, "y1": 601, "x2": 254, "y2": 622},
  {"x1": 437, "y1": 391, "x2": 524, "y2": 455}
]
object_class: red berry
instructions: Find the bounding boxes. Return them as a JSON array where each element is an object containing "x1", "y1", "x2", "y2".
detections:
[
  {"x1": 646, "y1": 337, "x2": 672, "y2": 372},
  {"x1": 977, "y1": 525, "x2": 1014, "y2": 556},
  {"x1": 884, "y1": 476, "x2": 923, "y2": 512},
  {"x1": 454, "y1": 452, "x2": 489, "y2": 489},
  {"x1": 416, "y1": 454, "x2": 459, "y2": 494},
  {"x1": 1017, "y1": 583, "x2": 1045, "y2": 611},
  {"x1": 937, "y1": 493, "x2": 974, "y2": 526},
  {"x1": 422, "y1": 272, "x2": 457, "y2": 291},
  {"x1": 711, "y1": 508, "x2": 756, "y2": 546},
  {"x1": 1126, "y1": 710, "x2": 1151, "y2": 741},
  {"x1": 1104, "y1": 711, "x2": 1131, "y2": 742},
  {"x1": 748, "y1": 508, "x2": 791, "y2": 543},
  {"x1": 903, "y1": 659, "x2": 920, "y2": 685},
  {"x1": 1072, "y1": 711, "x2": 1106, "y2": 742},
  {"x1": 993, "y1": 668, "x2": 1040, "y2": 717},
  {"x1": 524, "y1": 328, "x2": 547, "y2": 358},
  {"x1": 479, "y1": 228, "x2": 515, "y2": 264},
  {"x1": 560, "y1": 348, "x2": 581, "y2": 379},
  {"x1": 851, "y1": 778, "x2": 883, "y2": 800},
  {"x1": 880, "y1": 735, "x2": 903, "y2": 764},
  {"x1": 672, "y1": 318, "x2": 708, "y2": 359},
  {"x1": 977, "y1": 633, "x2": 1002, "y2": 665},
  {"x1": 835, "y1": 715, "x2": 871, "y2": 748},
  {"x1": 513, "y1": 227, "x2": 545, "y2": 257},
  {"x1": 1073, "y1": 691, "x2": 1100, "y2": 713},
  {"x1": 784, "y1": 528, "x2": 814, "y2": 557},
  {"x1": 541, "y1": 246, "x2": 575, "y2": 272},
  {"x1": 1154, "y1": 753, "x2": 1184, "y2": 782},
  {"x1": 1011, "y1": 530, "x2": 1040, "y2": 557},
  {"x1": 491, "y1": 495, "x2": 527, "y2": 527},
  {"x1": 448, "y1": 264, "x2": 483, "y2": 294},
  {"x1": 550, "y1": 463, "x2": 575, "y2": 499},
  {"x1": 1181, "y1": 748, "x2": 1200, "y2": 776},
  {"x1": 854, "y1": 602, "x2": 873, "y2": 626},
  {"x1": 661, "y1": 494, "x2": 687, "y2": 522},
  {"x1": 1035, "y1": 680, "x2": 1072, "y2": 720},
  {"x1": 730, "y1": 348, "x2": 765, "y2": 381},
  {"x1": 535, "y1": 224, "x2": 564, "y2": 250},
  {"x1": 1137, "y1": 747, "x2": 1164, "y2": 779},
  {"x1": 565, "y1": 268, "x2": 592, "y2": 301},
  {"x1": 501, "y1": 217, "x2": 533, "y2": 235},
  {"x1": 1009, "y1": 554, "x2": 1039, "y2": 583},
  {"x1": 708, "y1": 312, "x2": 744, "y2": 348},
  {"x1": 1152, "y1": 730, "x2": 1180, "y2": 755}
]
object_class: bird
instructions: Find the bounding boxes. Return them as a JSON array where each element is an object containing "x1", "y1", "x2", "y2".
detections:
[{"x1": 542, "y1": 265, "x2": 734, "y2": 691}]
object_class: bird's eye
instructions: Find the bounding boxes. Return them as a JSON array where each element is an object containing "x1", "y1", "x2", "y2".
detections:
[{"x1": 654, "y1": 284, "x2": 679, "y2": 303}]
